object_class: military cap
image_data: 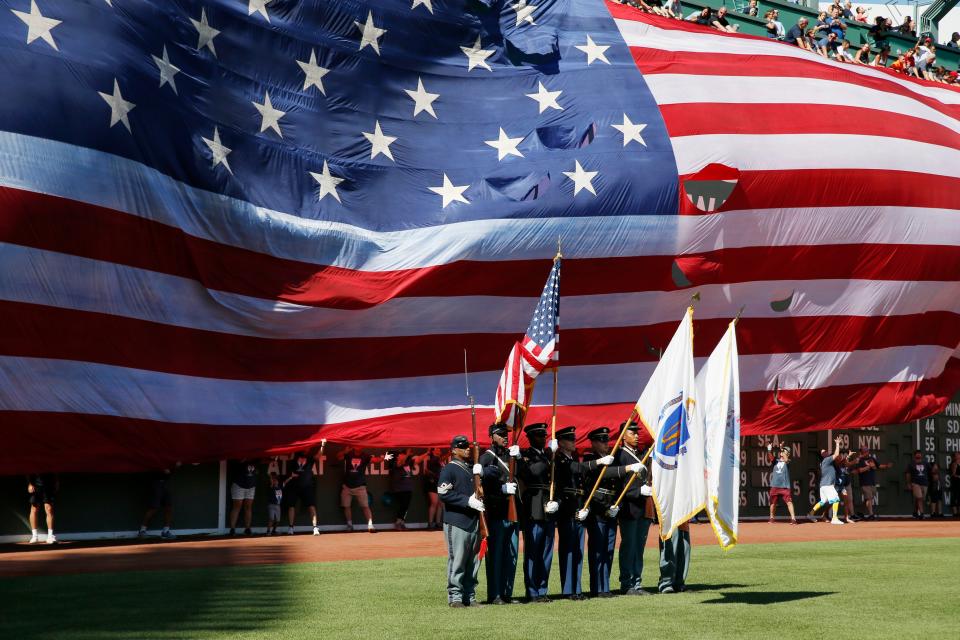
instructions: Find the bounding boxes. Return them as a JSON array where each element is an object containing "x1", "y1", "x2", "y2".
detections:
[
  {"x1": 488, "y1": 422, "x2": 509, "y2": 437},
  {"x1": 556, "y1": 425, "x2": 577, "y2": 441},
  {"x1": 621, "y1": 420, "x2": 640, "y2": 432},
  {"x1": 450, "y1": 435, "x2": 471, "y2": 450},
  {"x1": 587, "y1": 427, "x2": 610, "y2": 441},
  {"x1": 524, "y1": 422, "x2": 548, "y2": 436}
]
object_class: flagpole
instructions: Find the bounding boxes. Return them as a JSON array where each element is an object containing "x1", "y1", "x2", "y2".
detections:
[
  {"x1": 547, "y1": 239, "x2": 562, "y2": 503},
  {"x1": 579, "y1": 408, "x2": 638, "y2": 514}
]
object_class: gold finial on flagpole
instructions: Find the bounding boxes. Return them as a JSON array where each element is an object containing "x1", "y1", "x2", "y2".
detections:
[
  {"x1": 554, "y1": 235, "x2": 563, "y2": 261},
  {"x1": 733, "y1": 305, "x2": 745, "y2": 325}
]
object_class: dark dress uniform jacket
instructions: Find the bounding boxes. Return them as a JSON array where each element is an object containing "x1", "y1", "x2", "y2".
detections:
[
  {"x1": 518, "y1": 447, "x2": 553, "y2": 521},
  {"x1": 615, "y1": 446, "x2": 649, "y2": 520},
  {"x1": 479, "y1": 445, "x2": 513, "y2": 521},
  {"x1": 438, "y1": 459, "x2": 480, "y2": 531},
  {"x1": 554, "y1": 452, "x2": 600, "y2": 519},
  {"x1": 581, "y1": 451, "x2": 624, "y2": 515}
]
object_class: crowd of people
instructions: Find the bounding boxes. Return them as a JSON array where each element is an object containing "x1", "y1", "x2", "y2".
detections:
[
  {"x1": 764, "y1": 441, "x2": 958, "y2": 527},
  {"x1": 613, "y1": 0, "x2": 960, "y2": 84}
]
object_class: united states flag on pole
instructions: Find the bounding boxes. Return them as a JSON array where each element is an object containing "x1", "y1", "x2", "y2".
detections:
[
  {"x1": 494, "y1": 257, "x2": 561, "y2": 427},
  {"x1": 1, "y1": 0, "x2": 958, "y2": 472}
]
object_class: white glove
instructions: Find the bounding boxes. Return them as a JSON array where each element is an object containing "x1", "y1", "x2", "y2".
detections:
[
  {"x1": 472, "y1": 463, "x2": 482, "y2": 475},
  {"x1": 640, "y1": 485, "x2": 652, "y2": 497},
  {"x1": 627, "y1": 463, "x2": 642, "y2": 473},
  {"x1": 508, "y1": 445, "x2": 521, "y2": 458},
  {"x1": 545, "y1": 501, "x2": 559, "y2": 514},
  {"x1": 468, "y1": 494, "x2": 485, "y2": 512},
  {"x1": 575, "y1": 508, "x2": 589, "y2": 521},
  {"x1": 321, "y1": 438, "x2": 327, "y2": 447},
  {"x1": 606, "y1": 505, "x2": 620, "y2": 518},
  {"x1": 384, "y1": 453, "x2": 395, "y2": 461},
  {"x1": 548, "y1": 439, "x2": 558, "y2": 453},
  {"x1": 766, "y1": 443, "x2": 772, "y2": 451},
  {"x1": 501, "y1": 482, "x2": 517, "y2": 495},
  {"x1": 597, "y1": 455, "x2": 615, "y2": 466}
]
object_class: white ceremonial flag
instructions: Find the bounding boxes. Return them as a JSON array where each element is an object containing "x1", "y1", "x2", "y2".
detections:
[
  {"x1": 698, "y1": 321, "x2": 741, "y2": 550},
  {"x1": 638, "y1": 306, "x2": 706, "y2": 541}
]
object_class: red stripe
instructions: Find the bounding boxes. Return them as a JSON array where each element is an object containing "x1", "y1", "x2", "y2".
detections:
[
  {"x1": 3, "y1": 187, "x2": 959, "y2": 309},
  {"x1": 3, "y1": 357, "x2": 957, "y2": 473},
  {"x1": 685, "y1": 169, "x2": 960, "y2": 213},
  {"x1": 3, "y1": 300, "x2": 958, "y2": 381},
  {"x1": 660, "y1": 102, "x2": 960, "y2": 151}
]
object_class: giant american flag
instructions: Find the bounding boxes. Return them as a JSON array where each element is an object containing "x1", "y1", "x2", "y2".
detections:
[{"x1": 1, "y1": 0, "x2": 958, "y2": 473}]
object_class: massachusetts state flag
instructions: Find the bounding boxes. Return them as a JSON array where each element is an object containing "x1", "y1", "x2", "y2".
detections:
[
  {"x1": 698, "y1": 320, "x2": 741, "y2": 550},
  {"x1": 1, "y1": 0, "x2": 958, "y2": 472},
  {"x1": 638, "y1": 307, "x2": 706, "y2": 541}
]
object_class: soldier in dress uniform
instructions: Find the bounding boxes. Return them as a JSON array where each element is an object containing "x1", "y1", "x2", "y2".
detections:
[
  {"x1": 479, "y1": 422, "x2": 522, "y2": 604},
  {"x1": 437, "y1": 435, "x2": 486, "y2": 607},
  {"x1": 578, "y1": 427, "x2": 621, "y2": 598},
  {"x1": 553, "y1": 425, "x2": 614, "y2": 600},
  {"x1": 612, "y1": 421, "x2": 652, "y2": 595},
  {"x1": 517, "y1": 422, "x2": 556, "y2": 602},
  {"x1": 658, "y1": 522, "x2": 691, "y2": 593}
]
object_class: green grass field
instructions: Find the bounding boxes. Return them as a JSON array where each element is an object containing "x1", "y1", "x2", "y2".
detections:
[{"x1": 2, "y1": 537, "x2": 957, "y2": 640}]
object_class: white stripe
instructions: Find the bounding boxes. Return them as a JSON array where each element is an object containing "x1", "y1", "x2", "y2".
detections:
[
  {"x1": 613, "y1": 17, "x2": 960, "y2": 105},
  {"x1": 0, "y1": 347, "x2": 952, "y2": 424},
  {"x1": 4, "y1": 244, "x2": 959, "y2": 339},
  {"x1": 670, "y1": 134, "x2": 960, "y2": 177},
  {"x1": 644, "y1": 75, "x2": 960, "y2": 139}
]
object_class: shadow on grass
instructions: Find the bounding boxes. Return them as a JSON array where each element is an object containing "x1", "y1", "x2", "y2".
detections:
[
  {"x1": 701, "y1": 591, "x2": 834, "y2": 605},
  {"x1": 0, "y1": 543, "x2": 298, "y2": 640},
  {"x1": 679, "y1": 583, "x2": 747, "y2": 591}
]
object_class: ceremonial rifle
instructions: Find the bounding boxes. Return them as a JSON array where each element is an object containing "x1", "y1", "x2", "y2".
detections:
[
  {"x1": 464, "y1": 351, "x2": 489, "y2": 540},
  {"x1": 580, "y1": 408, "x2": 639, "y2": 513}
]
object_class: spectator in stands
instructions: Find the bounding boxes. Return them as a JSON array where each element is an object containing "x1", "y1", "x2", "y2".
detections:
[
  {"x1": 26, "y1": 472, "x2": 58, "y2": 544},
  {"x1": 855, "y1": 446, "x2": 892, "y2": 520},
  {"x1": 266, "y1": 472, "x2": 283, "y2": 535},
  {"x1": 853, "y1": 43, "x2": 875, "y2": 65},
  {"x1": 916, "y1": 43, "x2": 937, "y2": 80},
  {"x1": 712, "y1": 6, "x2": 739, "y2": 33},
  {"x1": 763, "y1": 10, "x2": 784, "y2": 40},
  {"x1": 946, "y1": 33, "x2": 960, "y2": 49},
  {"x1": 786, "y1": 17, "x2": 810, "y2": 49},
  {"x1": 227, "y1": 459, "x2": 258, "y2": 536},
  {"x1": 905, "y1": 450, "x2": 932, "y2": 519},
  {"x1": 897, "y1": 16, "x2": 915, "y2": 38},
  {"x1": 284, "y1": 450, "x2": 322, "y2": 535},
  {"x1": 744, "y1": 0, "x2": 759, "y2": 17},
  {"x1": 928, "y1": 463, "x2": 944, "y2": 517},
  {"x1": 808, "y1": 436, "x2": 845, "y2": 525},
  {"x1": 836, "y1": 39, "x2": 855, "y2": 62},
  {"x1": 337, "y1": 446, "x2": 392, "y2": 533},
  {"x1": 853, "y1": 6, "x2": 868, "y2": 23},
  {"x1": 139, "y1": 466, "x2": 176, "y2": 539},
  {"x1": 689, "y1": 6, "x2": 713, "y2": 27},
  {"x1": 766, "y1": 444, "x2": 798, "y2": 524},
  {"x1": 949, "y1": 452, "x2": 960, "y2": 517},
  {"x1": 890, "y1": 52, "x2": 910, "y2": 74},
  {"x1": 870, "y1": 16, "x2": 892, "y2": 65},
  {"x1": 387, "y1": 449, "x2": 428, "y2": 530},
  {"x1": 818, "y1": 32, "x2": 842, "y2": 58},
  {"x1": 423, "y1": 447, "x2": 446, "y2": 529},
  {"x1": 827, "y1": 8, "x2": 847, "y2": 40},
  {"x1": 813, "y1": 11, "x2": 830, "y2": 40}
]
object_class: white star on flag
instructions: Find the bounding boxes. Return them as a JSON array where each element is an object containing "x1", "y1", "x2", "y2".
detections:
[
  {"x1": 297, "y1": 50, "x2": 330, "y2": 95},
  {"x1": 461, "y1": 36, "x2": 494, "y2": 72},
  {"x1": 248, "y1": 0, "x2": 273, "y2": 22},
  {"x1": 190, "y1": 8, "x2": 220, "y2": 56},
  {"x1": 202, "y1": 126, "x2": 233, "y2": 174},
  {"x1": 152, "y1": 45, "x2": 180, "y2": 95},
  {"x1": 98, "y1": 79, "x2": 135, "y2": 133},
  {"x1": 562, "y1": 160, "x2": 598, "y2": 196},
  {"x1": 575, "y1": 35, "x2": 610, "y2": 65},
  {"x1": 429, "y1": 174, "x2": 470, "y2": 208},
  {"x1": 252, "y1": 91, "x2": 286, "y2": 137},
  {"x1": 411, "y1": 0, "x2": 433, "y2": 13},
  {"x1": 310, "y1": 161, "x2": 345, "y2": 203},
  {"x1": 404, "y1": 77, "x2": 439, "y2": 119},
  {"x1": 611, "y1": 114, "x2": 647, "y2": 147},
  {"x1": 362, "y1": 120, "x2": 397, "y2": 161},
  {"x1": 355, "y1": 11, "x2": 387, "y2": 55},
  {"x1": 526, "y1": 81, "x2": 563, "y2": 113},
  {"x1": 12, "y1": 0, "x2": 61, "y2": 51},
  {"x1": 512, "y1": 0, "x2": 537, "y2": 26},
  {"x1": 484, "y1": 128, "x2": 524, "y2": 161}
]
